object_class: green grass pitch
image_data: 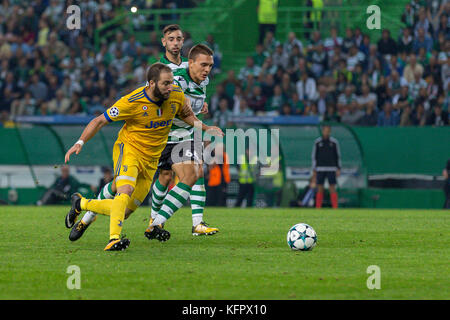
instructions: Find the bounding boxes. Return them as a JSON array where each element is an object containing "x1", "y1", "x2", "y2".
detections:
[{"x1": 1, "y1": 206, "x2": 449, "y2": 300}]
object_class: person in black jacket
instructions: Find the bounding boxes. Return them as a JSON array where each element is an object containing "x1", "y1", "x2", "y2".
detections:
[
  {"x1": 311, "y1": 125, "x2": 341, "y2": 208},
  {"x1": 426, "y1": 105, "x2": 449, "y2": 126},
  {"x1": 377, "y1": 29, "x2": 398, "y2": 56},
  {"x1": 37, "y1": 165, "x2": 80, "y2": 205}
]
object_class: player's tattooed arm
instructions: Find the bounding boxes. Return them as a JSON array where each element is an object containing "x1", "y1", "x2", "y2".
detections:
[
  {"x1": 64, "y1": 114, "x2": 109, "y2": 163},
  {"x1": 178, "y1": 98, "x2": 224, "y2": 137}
]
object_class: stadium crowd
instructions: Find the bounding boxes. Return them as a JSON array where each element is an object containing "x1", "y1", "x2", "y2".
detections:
[
  {"x1": 0, "y1": 0, "x2": 449, "y2": 128},
  {"x1": 0, "y1": 0, "x2": 199, "y2": 124},
  {"x1": 209, "y1": 0, "x2": 450, "y2": 127}
]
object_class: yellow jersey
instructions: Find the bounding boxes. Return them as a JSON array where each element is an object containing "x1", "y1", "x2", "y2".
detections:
[{"x1": 104, "y1": 85, "x2": 186, "y2": 160}]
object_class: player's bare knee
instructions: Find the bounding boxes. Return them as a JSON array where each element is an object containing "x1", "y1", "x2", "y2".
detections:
[{"x1": 181, "y1": 168, "x2": 200, "y2": 186}]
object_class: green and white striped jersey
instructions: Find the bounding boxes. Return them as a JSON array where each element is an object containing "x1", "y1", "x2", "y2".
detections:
[
  {"x1": 159, "y1": 55, "x2": 208, "y2": 143},
  {"x1": 168, "y1": 67, "x2": 209, "y2": 143},
  {"x1": 170, "y1": 68, "x2": 209, "y2": 143},
  {"x1": 159, "y1": 54, "x2": 189, "y2": 71}
]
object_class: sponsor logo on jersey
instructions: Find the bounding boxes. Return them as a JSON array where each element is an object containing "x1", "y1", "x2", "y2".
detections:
[{"x1": 145, "y1": 119, "x2": 173, "y2": 129}]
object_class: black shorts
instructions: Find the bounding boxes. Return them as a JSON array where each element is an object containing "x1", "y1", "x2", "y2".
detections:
[
  {"x1": 316, "y1": 171, "x2": 337, "y2": 185},
  {"x1": 158, "y1": 140, "x2": 202, "y2": 170}
]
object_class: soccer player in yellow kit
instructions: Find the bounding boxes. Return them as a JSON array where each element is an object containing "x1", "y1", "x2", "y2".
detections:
[{"x1": 64, "y1": 63, "x2": 223, "y2": 251}]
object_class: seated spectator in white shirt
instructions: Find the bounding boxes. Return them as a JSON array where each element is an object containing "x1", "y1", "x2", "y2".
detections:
[
  {"x1": 296, "y1": 72, "x2": 317, "y2": 101},
  {"x1": 284, "y1": 31, "x2": 304, "y2": 55},
  {"x1": 337, "y1": 85, "x2": 357, "y2": 114},
  {"x1": 408, "y1": 69, "x2": 427, "y2": 99},
  {"x1": 357, "y1": 84, "x2": 377, "y2": 110},
  {"x1": 238, "y1": 56, "x2": 262, "y2": 81},
  {"x1": 346, "y1": 45, "x2": 365, "y2": 72}
]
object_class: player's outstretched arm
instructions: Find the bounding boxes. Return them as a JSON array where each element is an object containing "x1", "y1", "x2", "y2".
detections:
[
  {"x1": 178, "y1": 99, "x2": 224, "y2": 137},
  {"x1": 64, "y1": 114, "x2": 109, "y2": 163}
]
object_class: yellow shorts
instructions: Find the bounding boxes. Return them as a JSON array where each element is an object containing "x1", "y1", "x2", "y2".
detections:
[{"x1": 112, "y1": 140, "x2": 159, "y2": 212}]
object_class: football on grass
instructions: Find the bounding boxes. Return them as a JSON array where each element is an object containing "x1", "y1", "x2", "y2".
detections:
[{"x1": 287, "y1": 223, "x2": 317, "y2": 251}]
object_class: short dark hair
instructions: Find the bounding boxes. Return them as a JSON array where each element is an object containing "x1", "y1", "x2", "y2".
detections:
[
  {"x1": 146, "y1": 62, "x2": 172, "y2": 83},
  {"x1": 188, "y1": 43, "x2": 214, "y2": 61},
  {"x1": 162, "y1": 24, "x2": 182, "y2": 36}
]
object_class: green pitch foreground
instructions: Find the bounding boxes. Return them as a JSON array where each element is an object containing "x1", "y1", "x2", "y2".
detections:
[{"x1": 0, "y1": 207, "x2": 448, "y2": 300}]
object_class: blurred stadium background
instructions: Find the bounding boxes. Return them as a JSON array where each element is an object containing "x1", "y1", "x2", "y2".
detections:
[{"x1": 0, "y1": 0, "x2": 449, "y2": 209}]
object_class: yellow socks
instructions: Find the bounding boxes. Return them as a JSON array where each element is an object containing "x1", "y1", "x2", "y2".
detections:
[
  {"x1": 109, "y1": 193, "x2": 131, "y2": 240},
  {"x1": 79, "y1": 193, "x2": 131, "y2": 240},
  {"x1": 80, "y1": 198, "x2": 113, "y2": 216}
]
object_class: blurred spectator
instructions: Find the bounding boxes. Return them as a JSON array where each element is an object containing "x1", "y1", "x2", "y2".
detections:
[
  {"x1": 203, "y1": 34, "x2": 222, "y2": 74},
  {"x1": 290, "y1": 176, "x2": 316, "y2": 208},
  {"x1": 47, "y1": 89, "x2": 71, "y2": 114},
  {"x1": 36, "y1": 165, "x2": 80, "y2": 206},
  {"x1": 296, "y1": 71, "x2": 317, "y2": 101},
  {"x1": 235, "y1": 147, "x2": 257, "y2": 208},
  {"x1": 257, "y1": 0, "x2": 278, "y2": 44},
  {"x1": 28, "y1": 73, "x2": 48, "y2": 104},
  {"x1": 315, "y1": 85, "x2": 332, "y2": 115},
  {"x1": 181, "y1": 31, "x2": 194, "y2": 57},
  {"x1": 234, "y1": 98, "x2": 254, "y2": 117},
  {"x1": 414, "y1": 8, "x2": 432, "y2": 37},
  {"x1": 284, "y1": 31, "x2": 303, "y2": 54},
  {"x1": 398, "y1": 27, "x2": 414, "y2": 54},
  {"x1": 247, "y1": 85, "x2": 267, "y2": 114},
  {"x1": 206, "y1": 143, "x2": 230, "y2": 207},
  {"x1": 337, "y1": 85, "x2": 357, "y2": 115},
  {"x1": 411, "y1": 103, "x2": 427, "y2": 126},
  {"x1": 401, "y1": 3, "x2": 416, "y2": 28},
  {"x1": 238, "y1": 56, "x2": 262, "y2": 81},
  {"x1": 403, "y1": 54, "x2": 424, "y2": 82},
  {"x1": 413, "y1": 27, "x2": 433, "y2": 53},
  {"x1": 213, "y1": 98, "x2": 233, "y2": 128},
  {"x1": 265, "y1": 84, "x2": 284, "y2": 115},
  {"x1": 10, "y1": 92, "x2": 36, "y2": 117},
  {"x1": 377, "y1": 29, "x2": 398, "y2": 56},
  {"x1": 426, "y1": 105, "x2": 449, "y2": 126},
  {"x1": 253, "y1": 43, "x2": 269, "y2": 67},
  {"x1": 262, "y1": 30, "x2": 280, "y2": 55},
  {"x1": 357, "y1": 84, "x2": 377, "y2": 110},
  {"x1": 378, "y1": 101, "x2": 400, "y2": 126},
  {"x1": 271, "y1": 44, "x2": 288, "y2": 70},
  {"x1": 409, "y1": 69, "x2": 428, "y2": 99},
  {"x1": 357, "y1": 102, "x2": 378, "y2": 126}
]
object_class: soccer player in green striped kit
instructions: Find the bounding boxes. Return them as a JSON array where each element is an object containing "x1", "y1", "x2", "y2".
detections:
[
  {"x1": 145, "y1": 32, "x2": 219, "y2": 236},
  {"x1": 69, "y1": 25, "x2": 219, "y2": 241}
]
